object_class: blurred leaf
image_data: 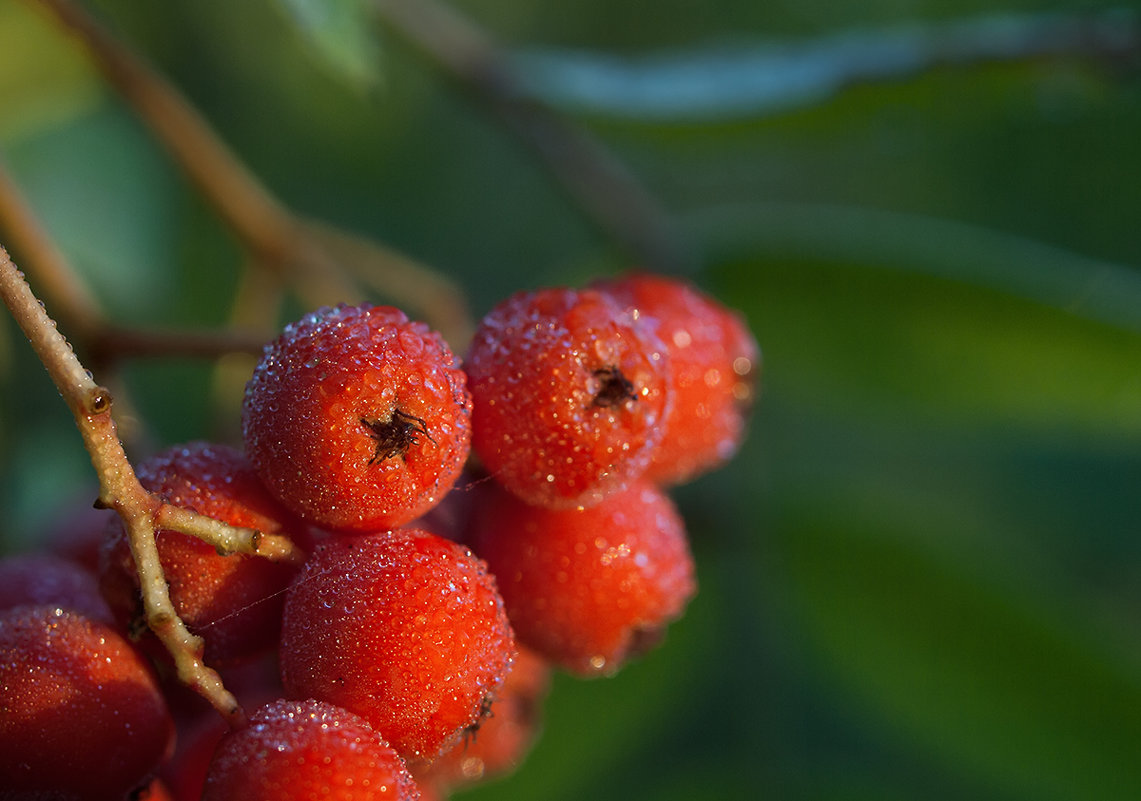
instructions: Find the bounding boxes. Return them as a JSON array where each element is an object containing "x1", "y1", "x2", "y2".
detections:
[
  {"x1": 0, "y1": 1, "x2": 102, "y2": 144},
  {"x1": 273, "y1": 0, "x2": 383, "y2": 91},
  {"x1": 774, "y1": 495, "x2": 1141, "y2": 801},
  {"x1": 4, "y1": 106, "x2": 180, "y2": 318},
  {"x1": 711, "y1": 226, "x2": 1141, "y2": 438},
  {"x1": 513, "y1": 9, "x2": 1139, "y2": 121}
]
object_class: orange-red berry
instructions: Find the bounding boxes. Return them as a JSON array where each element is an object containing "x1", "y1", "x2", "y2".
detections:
[
  {"x1": 201, "y1": 699, "x2": 420, "y2": 801},
  {"x1": 279, "y1": 529, "x2": 515, "y2": 761},
  {"x1": 596, "y1": 272, "x2": 760, "y2": 485},
  {"x1": 465, "y1": 287, "x2": 670, "y2": 509},
  {"x1": 467, "y1": 480, "x2": 695, "y2": 676},
  {"x1": 242, "y1": 304, "x2": 471, "y2": 532}
]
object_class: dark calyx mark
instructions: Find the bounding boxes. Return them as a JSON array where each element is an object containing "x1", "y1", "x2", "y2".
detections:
[
  {"x1": 462, "y1": 693, "x2": 496, "y2": 744},
  {"x1": 361, "y1": 409, "x2": 436, "y2": 464},
  {"x1": 591, "y1": 365, "x2": 637, "y2": 408}
]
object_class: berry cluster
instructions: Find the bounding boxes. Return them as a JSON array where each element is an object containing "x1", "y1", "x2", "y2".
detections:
[{"x1": 0, "y1": 271, "x2": 758, "y2": 800}]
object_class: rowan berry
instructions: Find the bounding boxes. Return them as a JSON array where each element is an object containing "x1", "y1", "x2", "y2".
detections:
[
  {"x1": 201, "y1": 699, "x2": 420, "y2": 801},
  {"x1": 465, "y1": 287, "x2": 670, "y2": 509},
  {"x1": 279, "y1": 529, "x2": 515, "y2": 761},
  {"x1": 416, "y1": 645, "x2": 550, "y2": 795},
  {"x1": 99, "y1": 441, "x2": 307, "y2": 666},
  {"x1": 595, "y1": 272, "x2": 760, "y2": 485},
  {"x1": 0, "y1": 552, "x2": 112, "y2": 623},
  {"x1": 0, "y1": 605, "x2": 174, "y2": 799},
  {"x1": 467, "y1": 479, "x2": 695, "y2": 676},
  {"x1": 242, "y1": 303, "x2": 471, "y2": 532}
]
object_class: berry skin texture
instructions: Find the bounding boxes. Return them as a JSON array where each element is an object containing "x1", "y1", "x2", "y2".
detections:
[
  {"x1": 99, "y1": 442, "x2": 307, "y2": 666},
  {"x1": 465, "y1": 287, "x2": 670, "y2": 509},
  {"x1": 279, "y1": 529, "x2": 515, "y2": 762},
  {"x1": 201, "y1": 699, "x2": 420, "y2": 801},
  {"x1": 0, "y1": 605, "x2": 174, "y2": 800},
  {"x1": 416, "y1": 645, "x2": 550, "y2": 796},
  {"x1": 596, "y1": 272, "x2": 760, "y2": 486},
  {"x1": 467, "y1": 480, "x2": 696, "y2": 676},
  {"x1": 0, "y1": 552, "x2": 112, "y2": 623},
  {"x1": 242, "y1": 303, "x2": 471, "y2": 533}
]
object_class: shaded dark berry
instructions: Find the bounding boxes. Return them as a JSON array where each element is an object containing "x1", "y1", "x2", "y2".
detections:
[
  {"x1": 99, "y1": 442, "x2": 308, "y2": 666},
  {"x1": 0, "y1": 606, "x2": 174, "y2": 799},
  {"x1": 0, "y1": 552, "x2": 112, "y2": 623}
]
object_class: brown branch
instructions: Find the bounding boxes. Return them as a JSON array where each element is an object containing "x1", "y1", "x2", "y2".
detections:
[
  {"x1": 32, "y1": 0, "x2": 475, "y2": 342},
  {"x1": 0, "y1": 244, "x2": 303, "y2": 726},
  {"x1": 0, "y1": 156, "x2": 104, "y2": 340},
  {"x1": 371, "y1": 0, "x2": 692, "y2": 274},
  {"x1": 32, "y1": 0, "x2": 295, "y2": 270},
  {"x1": 0, "y1": 156, "x2": 268, "y2": 372},
  {"x1": 93, "y1": 326, "x2": 267, "y2": 362},
  {"x1": 304, "y1": 220, "x2": 474, "y2": 351}
]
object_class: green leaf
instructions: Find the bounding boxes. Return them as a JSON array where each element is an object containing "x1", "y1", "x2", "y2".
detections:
[
  {"x1": 0, "y1": 1, "x2": 102, "y2": 144},
  {"x1": 273, "y1": 0, "x2": 382, "y2": 91},
  {"x1": 709, "y1": 233, "x2": 1141, "y2": 439},
  {"x1": 774, "y1": 495, "x2": 1141, "y2": 801}
]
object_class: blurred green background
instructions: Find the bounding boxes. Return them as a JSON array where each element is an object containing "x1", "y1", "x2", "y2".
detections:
[{"x1": 3, "y1": 1, "x2": 1141, "y2": 799}]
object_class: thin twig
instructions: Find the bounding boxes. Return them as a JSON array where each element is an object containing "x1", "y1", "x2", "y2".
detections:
[
  {"x1": 32, "y1": 0, "x2": 296, "y2": 270},
  {"x1": 0, "y1": 244, "x2": 303, "y2": 726},
  {"x1": 0, "y1": 157, "x2": 268, "y2": 371},
  {"x1": 93, "y1": 326, "x2": 267, "y2": 361},
  {"x1": 155, "y1": 504, "x2": 303, "y2": 563},
  {"x1": 304, "y1": 219, "x2": 474, "y2": 350},
  {"x1": 0, "y1": 156, "x2": 104, "y2": 340},
  {"x1": 371, "y1": 0, "x2": 692, "y2": 275},
  {"x1": 32, "y1": 0, "x2": 475, "y2": 341}
]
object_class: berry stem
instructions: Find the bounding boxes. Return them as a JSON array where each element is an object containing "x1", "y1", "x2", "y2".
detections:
[
  {"x1": 155, "y1": 503, "x2": 304, "y2": 564},
  {"x1": 0, "y1": 157, "x2": 104, "y2": 342},
  {"x1": 0, "y1": 245, "x2": 296, "y2": 728},
  {"x1": 371, "y1": 0, "x2": 692, "y2": 274},
  {"x1": 32, "y1": 0, "x2": 475, "y2": 348},
  {"x1": 0, "y1": 158, "x2": 270, "y2": 368}
]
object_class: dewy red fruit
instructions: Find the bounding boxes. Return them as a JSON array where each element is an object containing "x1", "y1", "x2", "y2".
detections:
[
  {"x1": 201, "y1": 699, "x2": 420, "y2": 801},
  {"x1": 0, "y1": 552, "x2": 112, "y2": 623},
  {"x1": 596, "y1": 272, "x2": 760, "y2": 485},
  {"x1": 100, "y1": 442, "x2": 306, "y2": 666},
  {"x1": 0, "y1": 605, "x2": 174, "y2": 799},
  {"x1": 465, "y1": 287, "x2": 670, "y2": 509},
  {"x1": 416, "y1": 645, "x2": 550, "y2": 796},
  {"x1": 467, "y1": 480, "x2": 696, "y2": 676},
  {"x1": 279, "y1": 529, "x2": 515, "y2": 761},
  {"x1": 242, "y1": 303, "x2": 471, "y2": 532}
]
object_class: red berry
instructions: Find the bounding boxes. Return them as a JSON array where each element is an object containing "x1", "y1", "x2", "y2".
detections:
[
  {"x1": 99, "y1": 442, "x2": 307, "y2": 666},
  {"x1": 468, "y1": 480, "x2": 696, "y2": 676},
  {"x1": 201, "y1": 698, "x2": 420, "y2": 801},
  {"x1": 596, "y1": 272, "x2": 760, "y2": 485},
  {"x1": 0, "y1": 552, "x2": 112, "y2": 623},
  {"x1": 35, "y1": 491, "x2": 114, "y2": 572},
  {"x1": 242, "y1": 303, "x2": 472, "y2": 532},
  {"x1": 161, "y1": 655, "x2": 287, "y2": 798},
  {"x1": 138, "y1": 780, "x2": 175, "y2": 801},
  {"x1": 417, "y1": 645, "x2": 550, "y2": 794},
  {"x1": 465, "y1": 287, "x2": 670, "y2": 509},
  {"x1": 0, "y1": 605, "x2": 174, "y2": 799},
  {"x1": 279, "y1": 529, "x2": 515, "y2": 761}
]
